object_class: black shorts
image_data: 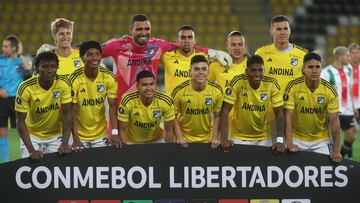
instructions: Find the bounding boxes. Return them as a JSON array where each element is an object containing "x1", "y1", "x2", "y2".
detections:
[
  {"x1": 0, "y1": 96, "x2": 16, "y2": 128},
  {"x1": 339, "y1": 115, "x2": 355, "y2": 131}
]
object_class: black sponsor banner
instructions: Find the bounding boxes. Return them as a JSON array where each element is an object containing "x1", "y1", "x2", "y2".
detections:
[{"x1": 0, "y1": 144, "x2": 358, "y2": 202}]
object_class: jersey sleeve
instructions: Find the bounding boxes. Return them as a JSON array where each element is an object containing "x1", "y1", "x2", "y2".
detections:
[
  {"x1": 117, "y1": 101, "x2": 131, "y2": 122},
  {"x1": 71, "y1": 77, "x2": 79, "y2": 104},
  {"x1": 106, "y1": 73, "x2": 118, "y2": 99},
  {"x1": 155, "y1": 38, "x2": 179, "y2": 53},
  {"x1": 223, "y1": 80, "x2": 237, "y2": 105},
  {"x1": 163, "y1": 100, "x2": 175, "y2": 121},
  {"x1": 102, "y1": 39, "x2": 121, "y2": 58},
  {"x1": 327, "y1": 89, "x2": 340, "y2": 113},
  {"x1": 15, "y1": 86, "x2": 30, "y2": 113},
  {"x1": 214, "y1": 89, "x2": 224, "y2": 113},
  {"x1": 61, "y1": 80, "x2": 72, "y2": 104},
  {"x1": 171, "y1": 90, "x2": 181, "y2": 115},
  {"x1": 283, "y1": 84, "x2": 295, "y2": 110},
  {"x1": 271, "y1": 82, "x2": 284, "y2": 108},
  {"x1": 208, "y1": 62, "x2": 219, "y2": 82}
]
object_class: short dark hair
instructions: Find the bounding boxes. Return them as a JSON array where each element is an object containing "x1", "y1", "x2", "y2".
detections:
[
  {"x1": 247, "y1": 55, "x2": 264, "y2": 67},
  {"x1": 79, "y1": 40, "x2": 102, "y2": 57},
  {"x1": 303, "y1": 52, "x2": 321, "y2": 64},
  {"x1": 227, "y1": 30, "x2": 243, "y2": 38},
  {"x1": 271, "y1": 15, "x2": 289, "y2": 25},
  {"x1": 34, "y1": 51, "x2": 59, "y2": 72},
  {"x1": 178, "y1": 25, "x2": 195, "y2": 32},
  {"x1": 131, "y1": 14, "x2": 150, "y2": 25},
  {"x1": 4, "y1": 35, "x2": 20, "y2": 51},
  {"x1": 190, "y1": 55, "x2": 208, "y2": 66},
  {"x1": 136, "y1": 70, "x2": 155, "y2": 82}
]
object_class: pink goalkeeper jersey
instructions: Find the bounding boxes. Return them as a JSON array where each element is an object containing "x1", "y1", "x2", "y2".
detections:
[{"x1": 102, "y1": 37, "x2": 207, "y2": 105}]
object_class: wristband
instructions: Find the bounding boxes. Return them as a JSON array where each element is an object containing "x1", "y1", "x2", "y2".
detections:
[
  {"x1": 276, "y1": 137, "x2": 284, "y2": 144},
  {"x1": 111, "y1": 129, "x2": 119, "y2": 135}
]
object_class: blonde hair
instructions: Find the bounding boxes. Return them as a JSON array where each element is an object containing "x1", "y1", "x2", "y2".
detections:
[{"x1": 50, "y1": 18, "x2": 74, "y2": 37}]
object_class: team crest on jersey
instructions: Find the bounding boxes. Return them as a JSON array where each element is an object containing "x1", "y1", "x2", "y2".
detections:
[
  {"x1": 317, "y1": 96, "x2": 325, "y2": 104},
  {"x1": 145, "y1": 44, "x2": 159, "y2": 57},
  {"x1": 153, "y1": 110, "x2": 161, "y2": 118},
  {"x1": 53, "y1": 90, "x2": 60, "y2": 98},
  {"x1": 225, "y1": 88, "x2": 232, "y2": 95},
  {"x1": 97, "y1": 84, "x2": 104, "y2": 93},
  {"x1": 16, "y1": 97, "x2": 22, "y2": 104},
  {"x1": 290, "y1": 58, "x2": 298, "y2": 66},
  {"x1": 260, "y1": 93, "x2": 268, "y2": 101},
  {"x1": 118, "y1": 107, "x2": 125, "y2": 114},
  {"x1": 205, "y1": 98, "x2": 213, "y2": 105},
  {"x1": 74, "y1": 60, "x2": 81, "y2": 68}
]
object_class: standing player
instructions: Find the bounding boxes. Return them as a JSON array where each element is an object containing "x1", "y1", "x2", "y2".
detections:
[
  {"x1": 284, "y1": 52, "x2": 342, "y2": 163},
  {"x1": 321, "y1": 46, "x2": 355, "y2": 159},
  {"x1": 255, "y1": 15, "x2": 307, "y2": 140},
  {"x1": 15, "y1": 52, "x2": 72, "y2": 160},
  {"x1": 220, "y1": 55, "x2": 285, "y2": 152},
  {"x1": 102, "y1": 14, "x2": 232, "y2": 104},
  {"x1": 172, "y1": 55, "x2": 223, "y2": 148},
  {"x1": 208, "y1": 31, "x2": 249, "y2": 131},
  {"x1": 117, "y1": 70, "x2": 175, "y2": 144},
  {"x1": 161, "y1": 25, "x2": 207, "y2": 95},
  {"x1": 37, "y1": 18, "x2": 83, "y2": 77},
  {"x1": 349, "y1": 43, "x2": 360, "y2": 121},
  {"x1": 0, "y1": 35, "x2": 31, "y2": 162},
  {"x1": 255, "y1": 15, "x2": 307, "y2": 93},
  {"x1": 208, "y1": 30, "x2": 248, "y2": 89},
  {"x1": 69, "y1": 41, "x2": 122, "y2": 149}
]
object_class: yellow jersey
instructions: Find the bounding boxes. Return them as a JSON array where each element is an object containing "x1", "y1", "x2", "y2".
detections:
[
  {"x1": 208, "y1": 58, "x2": 247, "y2": 90},
  {"x1": 172, "y1": 80, "x2": 223, "y2": 142},
  {"x1": 57, "y1": 48, "x2": 83, "y2": 77},
  {"x1": 70, "y1": 66, "x2": 117, "y2": 140},
  {"x1": 284, "y1": 77, "x2": 339, "y2": 142},
  {"x1": 161, "y1": 49, "x2": 207, "y2": 95},
  {"x1": 255, "y1": 43, "x2": 307, "y2": 93},
  {"x1": 224, "y1": 74, "x2": 283, "y2": 140},
  {"x1": 15, "y1": 76, "x2": 72, "y2": 139},
  {"x1": 117, "y1": 91, "x2": 175, "y2": 143}
]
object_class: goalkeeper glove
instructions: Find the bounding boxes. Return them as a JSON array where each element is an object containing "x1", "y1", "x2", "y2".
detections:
[{"x1": 208, "y1": 49, "x2": 233, "y2": 67}]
